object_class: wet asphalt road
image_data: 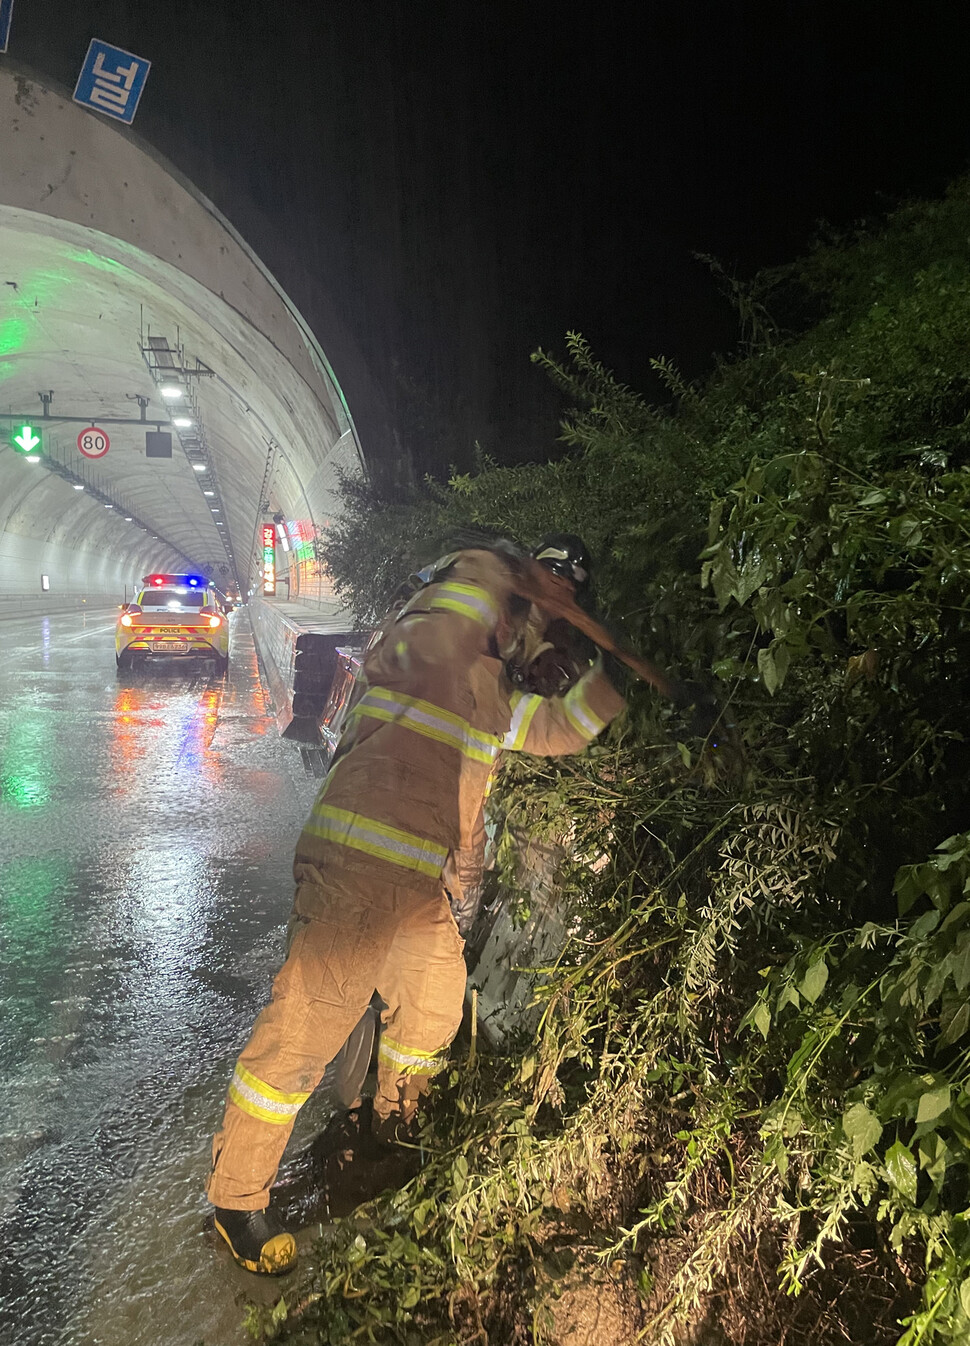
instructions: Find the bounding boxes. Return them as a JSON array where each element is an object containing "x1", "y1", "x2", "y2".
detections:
[{"x1": 0, "y1": 609, "x2": 329, "y2": 1346}]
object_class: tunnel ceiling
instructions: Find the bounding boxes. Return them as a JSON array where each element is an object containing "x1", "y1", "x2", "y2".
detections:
[{"x1": 0, "y1": 65, "x2": 363, "y2": 599}]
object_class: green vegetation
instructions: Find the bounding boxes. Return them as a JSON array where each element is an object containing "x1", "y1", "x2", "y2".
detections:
[{"x1": 263, "y1": 179, "x2": 970, "y2": 1344}]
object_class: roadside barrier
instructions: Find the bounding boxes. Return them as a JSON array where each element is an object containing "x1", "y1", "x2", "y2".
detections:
[{"x1": 248, "y1": 598, "x2": 358, "y2": 745}]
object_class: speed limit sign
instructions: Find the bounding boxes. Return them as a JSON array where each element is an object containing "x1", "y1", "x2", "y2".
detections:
[{"x1": 77, "y1": 426, "x2": 110, "y2": 459}]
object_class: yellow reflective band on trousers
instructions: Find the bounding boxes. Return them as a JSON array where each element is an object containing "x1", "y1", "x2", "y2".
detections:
[
  {"x1": 378, "y1": 1034, "x2": 448, "y2": 1076},
  {"x1": 228, "y1": 1063, "x2": 311, "y2": 1126},
  {"x1": 563, "y1": 679, "x2": 608, "y2": 741},
  {"x1": 305, "y1": 804, "x2": 448, "y2": 878},
  {"x1": 426, "y1": 580, "x2": 499, "y2": 629},
  {"x1": 351, "y1": 686, "x2": 502, "y2": 765},
  {"x1": 502, "y1": 690, "x2": 542, "y2": 750}
]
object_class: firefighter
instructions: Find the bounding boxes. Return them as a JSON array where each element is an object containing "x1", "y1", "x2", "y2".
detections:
[
  {"x1": 206, "y1": 543, "x2": 625, "y2": 1275},
  {"x1": 321, "y1": 533, "x2": 601, "y2": 1108}
]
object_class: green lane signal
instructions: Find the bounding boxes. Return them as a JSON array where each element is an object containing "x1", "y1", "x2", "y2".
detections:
[{"x1": 12, "y1": 423, "x2": 42, "y2": 454}]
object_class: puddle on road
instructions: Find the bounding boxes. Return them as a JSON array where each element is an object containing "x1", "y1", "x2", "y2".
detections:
[
  {"x1": 60, "y1": 1082, "x2": 337, "y2": 1346},
  {"x1": 0, "y1": 858, "x2": 327, "y2": 1346},
  {"x1": 0, "y1": 612, "x2": 326, "y2": 1346}
]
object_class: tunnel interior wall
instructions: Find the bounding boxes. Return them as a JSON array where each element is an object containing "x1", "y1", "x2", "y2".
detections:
[
  {"x1": 275, "y1": 429, "x2": 361, "y2": 609},
  {"x1": 0, "y1": 454, "x2": 183, "y2": 618},
  {"x1": 0, "y1": 517, "x2": 165, "y2": 615}
]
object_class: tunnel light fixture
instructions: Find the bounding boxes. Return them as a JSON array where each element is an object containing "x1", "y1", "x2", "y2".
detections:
[
  {"x1": 203, "y1": 490, "x2": 215, "y2": 496},
  {"x1": 73, "y1": 484, "x2": 85, "y2": 491},
  {"x1": 25, "y1": 455, "x2": 41, "y2": 463},
  {"x1": 192, "y1": 463, "x2": 207, "y2": 472},
  {"x1": 104, "y1": 503, "x2": 113, "y2": 509},
  {"x1": 124, "y1": 516, "x2": 133, "y2": 522},
  {"x1": 172, "y1": 416, "x2": 193, "y2": 428},
  {"x1": 159, "y1": 384, "x2": 183, "y2": 401},
  {"x1": 216, "y1": 522, "x2": 224, "y2": 527}
]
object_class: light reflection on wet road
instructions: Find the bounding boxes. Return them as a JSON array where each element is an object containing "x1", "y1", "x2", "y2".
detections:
[{"x1": 0, "y1": 609, "x2": 326, "y2": 1345}]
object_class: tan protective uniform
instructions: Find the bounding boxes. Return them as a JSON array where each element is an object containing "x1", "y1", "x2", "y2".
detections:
[{"x1": 207, "y1": 549, "x2": 624, "y2": 1211}]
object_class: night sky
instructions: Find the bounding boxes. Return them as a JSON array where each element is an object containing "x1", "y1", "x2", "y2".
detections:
[{"x1": 8, "y1": 2, "x2": 970, "y2": 479}]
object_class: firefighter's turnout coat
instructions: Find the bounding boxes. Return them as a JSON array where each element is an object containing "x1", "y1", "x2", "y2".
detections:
[{"x1": 208, "y1": 549, "x2": 624, "y2": 1211}]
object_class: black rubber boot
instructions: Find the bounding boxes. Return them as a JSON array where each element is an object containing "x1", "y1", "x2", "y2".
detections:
[{"x1": 213, "y1": 1206, "x2": 297, "y2": 1275}]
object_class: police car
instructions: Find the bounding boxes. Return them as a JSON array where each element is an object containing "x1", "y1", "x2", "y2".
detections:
[{"x1": 116, "y1": 574, "x2": 231, "y2": 673}]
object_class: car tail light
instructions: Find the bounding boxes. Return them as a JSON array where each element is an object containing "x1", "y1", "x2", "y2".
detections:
[
  {"x1": 121, "y1": 613, "x2": 133, "y2": 627},
  {"x1": 208, "y1": 615, "x2": 222, "y2": 629}
]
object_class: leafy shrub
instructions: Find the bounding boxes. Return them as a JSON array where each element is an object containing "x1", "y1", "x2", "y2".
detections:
[{"x1": 268, "y1": 180, "x2": 970, "y2": 1345}]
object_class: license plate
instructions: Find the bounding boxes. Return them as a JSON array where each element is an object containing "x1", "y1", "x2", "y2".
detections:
[{"x1": 153, "y1": 641, "x2": 189, "y2": 653}]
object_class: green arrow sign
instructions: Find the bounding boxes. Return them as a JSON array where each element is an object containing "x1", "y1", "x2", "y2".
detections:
[{"x1": 12, "y1": 424, "x2": 41, "y2": 454}]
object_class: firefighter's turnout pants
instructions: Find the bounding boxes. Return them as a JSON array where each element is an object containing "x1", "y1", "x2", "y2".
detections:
[{"x1": 206, "y1": 860, "x2": 465, "y2": 1212}]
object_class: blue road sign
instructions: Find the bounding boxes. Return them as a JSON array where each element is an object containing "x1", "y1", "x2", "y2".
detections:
[
  {"x1": 72, "y1": 39, "x2": 150, "y2": 125},
  {"x1": 0, "y1": 0, "x2": 14, "y2": 55}
]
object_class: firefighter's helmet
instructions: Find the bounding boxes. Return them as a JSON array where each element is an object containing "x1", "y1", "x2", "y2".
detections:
[{"x1": 531, "y1": 534, "x2": 591, "y2": 590}]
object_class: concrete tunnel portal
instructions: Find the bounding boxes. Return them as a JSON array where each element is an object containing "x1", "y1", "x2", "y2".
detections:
[{"x1": 0, "y1": 66, "x2": 365, "y2": 616}]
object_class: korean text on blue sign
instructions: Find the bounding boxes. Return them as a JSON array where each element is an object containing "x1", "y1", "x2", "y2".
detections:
[
  {"x1": 73, "y1": 39, "x2": 151, "y2": 125},
  {"x1": 0, "y1": 0, "x2": 14, "y2": 55}
]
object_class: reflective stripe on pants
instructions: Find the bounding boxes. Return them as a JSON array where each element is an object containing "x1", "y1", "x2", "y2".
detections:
[{"x1": 206, "y1": 863, "x2": 466, "y2": 1211}]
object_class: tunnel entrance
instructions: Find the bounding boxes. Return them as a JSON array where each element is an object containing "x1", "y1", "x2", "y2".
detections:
[
  {"x1": 0, "y1": 61, "x2": 370, "y2": 1345},
  {"x1": 0, "y1": 65, "x2": 363, "y2": 617}
]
